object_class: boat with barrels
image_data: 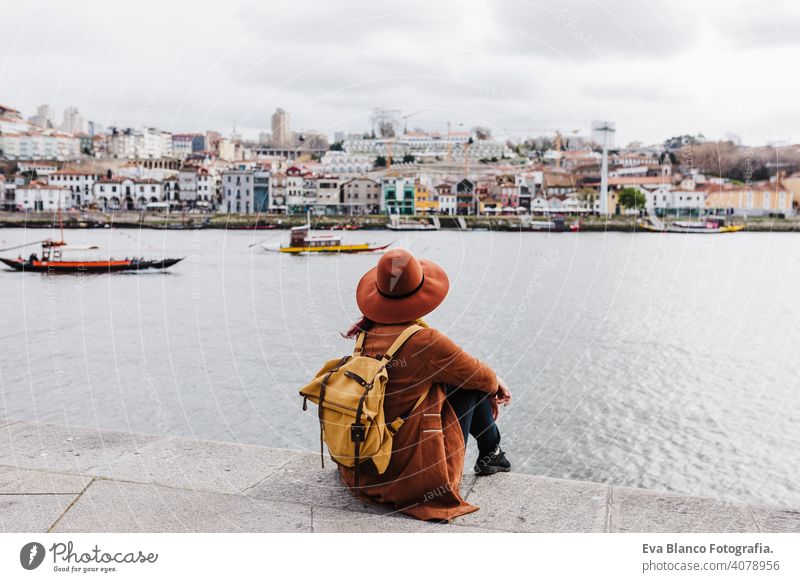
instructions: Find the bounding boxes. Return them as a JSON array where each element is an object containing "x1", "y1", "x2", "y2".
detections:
[{"x1": 261, "y1": 214, "x2": 390, "y2": 254}]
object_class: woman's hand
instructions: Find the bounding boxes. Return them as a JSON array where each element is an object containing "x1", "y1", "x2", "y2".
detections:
[
  {"x1": 490, "y1": 377, "x2": 512, "y2": 420},
  {"x1": 496, "y1": 377, "x2": 512, "y2": 406}
]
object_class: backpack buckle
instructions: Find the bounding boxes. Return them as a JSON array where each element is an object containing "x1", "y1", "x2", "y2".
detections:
[{"x1": 350, "y1": 423, "x2": 366, "y2": 442}]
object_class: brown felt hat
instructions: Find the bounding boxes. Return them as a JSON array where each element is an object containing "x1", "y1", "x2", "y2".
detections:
[{"x1": 356, "y1": 248, "x2": 449, "y2": 324}]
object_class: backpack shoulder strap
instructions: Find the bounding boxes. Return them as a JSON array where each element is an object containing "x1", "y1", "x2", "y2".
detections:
[
  {"x1": 353, "y1": 331, "x2": 366, "y2": 356},
  {"x1": 387, "y1": 388, "x2": 430, "y2": 435},
  {"x1": 380, "y1": 324, "x2": 423, "y2": 364}
]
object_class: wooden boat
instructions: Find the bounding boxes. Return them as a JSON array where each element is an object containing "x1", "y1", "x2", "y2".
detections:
[
  {"x1": 386, "y1": 215, "x2": 440, "y2": 231},
  {"x1": 639, "y1": 214, "x2": 744, "y2": 234},
  {"x1": 262, "y1": 214, "x2": 390, "y2": 254},
  {"x1": 0, "y1": 207, "x2": 184, "y2": 273},
  {"x1": 520, "y1": 216, "x2": 568, "y2": 232},
  {"x1": 0, "y1": 240, "x2": 184, "y2": 273}
]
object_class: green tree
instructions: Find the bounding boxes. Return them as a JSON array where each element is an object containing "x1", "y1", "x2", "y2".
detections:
[
  {"x1": 374, "y1": 156, "x2": 387, "y2": 168},
  {"x1": 617, "y1": 187, "x2": 646, "y2": 211},
  {"x1": 401, "y1": 154, "x2": 416, "y2": 164},
  {"x1": 329, "y1": 141, "x2": 344, "y2": 151}
]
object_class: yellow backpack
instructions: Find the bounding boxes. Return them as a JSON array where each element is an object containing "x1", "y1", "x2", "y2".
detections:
[{"x1": 299, "y1": 324, "x2": 426, "y2": 487}]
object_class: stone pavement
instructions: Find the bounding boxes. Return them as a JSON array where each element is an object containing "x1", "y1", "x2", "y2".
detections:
[{"x1": 1, "y1": 418, "x2": 798, "y2": 533}]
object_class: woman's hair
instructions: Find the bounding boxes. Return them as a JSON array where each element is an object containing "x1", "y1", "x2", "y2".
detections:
[{"x1": 342, "y1": 315, "x2": 375, "y2": 339}]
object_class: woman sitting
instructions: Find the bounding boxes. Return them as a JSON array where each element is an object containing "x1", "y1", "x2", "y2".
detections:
[{"x1": 339, "y1": 248, "x2": 511, "y2": 522}]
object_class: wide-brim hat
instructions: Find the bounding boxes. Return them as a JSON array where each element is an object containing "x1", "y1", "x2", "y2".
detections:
[{"x1": 356, "y1": 248, "x2": 449, "y2": 324}]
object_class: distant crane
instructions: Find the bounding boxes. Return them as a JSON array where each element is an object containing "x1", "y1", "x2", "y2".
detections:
[
  {"x1": 401, "y1": 110, "x2": 421, "y2": 134},
  {"x1": 385, "y1": 138, "x2": 394, "y2": 171}
]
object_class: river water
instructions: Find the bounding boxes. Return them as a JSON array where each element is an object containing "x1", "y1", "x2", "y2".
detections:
[{"x1": 1, "y1": 226, "x2": 798, "y2": 507}]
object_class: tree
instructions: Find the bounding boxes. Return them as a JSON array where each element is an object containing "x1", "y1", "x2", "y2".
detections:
[
  {"x1": 618, "y1": 187, "x2": 646, "y2": 211},
  {"x1": 474, "y1": 126, "x2": 492, "y2": 140},
  {"x1": 401, "y1": 154, "x2": 415, "y2": 164},
  {"x1": 374, "y1": 156, "x2": 387, "y2": 168},
  {"x1": 329, "y1": 141, "x2": 344, "y2": 151}
]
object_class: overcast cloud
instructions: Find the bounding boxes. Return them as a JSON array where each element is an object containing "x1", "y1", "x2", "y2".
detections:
[{"x1": 1, "y1": 0, "x2": 797, "y2": 145}]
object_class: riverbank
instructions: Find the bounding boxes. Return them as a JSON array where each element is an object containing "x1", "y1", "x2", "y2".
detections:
[
  {"x1": 1, "y1": 418, "x2": 797, "y2": 533},
  {"x1": 2, "y1": 211, "x2": 800, "y2": 232}
]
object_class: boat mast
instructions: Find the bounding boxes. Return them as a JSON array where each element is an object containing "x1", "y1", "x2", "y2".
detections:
[{"x1": 58, "y1": 194, "x2": 64, "y2": 243}]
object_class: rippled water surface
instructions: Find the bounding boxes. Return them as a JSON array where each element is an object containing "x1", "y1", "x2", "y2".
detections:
[{"x1": 1, "y1": 226, "x2": 798, "y2": 507}]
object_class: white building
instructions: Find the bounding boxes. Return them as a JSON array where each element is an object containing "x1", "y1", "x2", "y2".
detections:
[
  {"x1": 285, "y1": 166, "x2": 308, "y2": 207},
  {"x1": 439, "y1": 193, "x2": 456, "y2": 215},
  {"x1": 178, "y1": 166, "x2": 200, "y2": 203},
  {"x1": 434, "y1": 182, "x2": 457, "y2": 215},
  {"x1": 221, "y1": 168, "x2": 255, "y2": 214},
  {"x1": 271, "y1": 108, "x2": 291, "y2": 147},
  {"x1": 17, "y1": 161, "x2": 60, "y2": 175},
  {"x1": 320, "y1": 151, "x2": 373, "y2": 174},
  {"x1": 530, "y1": 194, "x2": 566, "y2": 212},
  {"x1": 0, "y1": 132, "x2": 81, "y2": 161},
  {"x1": 316, "y1": 176, "x2": 343, "y2": 208},
  {"x1": 48, "y1": 169, "x2": 102, "y2": 207},
  {"x1": 108, "y1": 127, "x2": 173, "y2": 159},
  {"x1": 130, "y1": 179, "x2": 164, "y2": 208},
  {"x1": 178, "y1": 165, "x2": 217, "y2": 206},
  {"x1": 646, "y1": 185, "x2": 705, "y2": 212},
  {"x1": 61, "y1": 106, "x2": 85, "y2": 134},
  {"x1": 92, "y1": 177, "x2": 164, "y2": 211},
  {"x1": 17, "y1": 181, "x2": 73, "y2": 211}
]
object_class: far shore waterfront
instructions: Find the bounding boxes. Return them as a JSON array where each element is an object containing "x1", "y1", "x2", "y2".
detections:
[{"x1": 3, "y1": 210, "x2": 800, "y2": 232}]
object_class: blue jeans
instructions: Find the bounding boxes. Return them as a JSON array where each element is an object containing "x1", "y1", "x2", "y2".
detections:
[{"x1": 445, "y1": 386, "x2": 501, "y2": 456}]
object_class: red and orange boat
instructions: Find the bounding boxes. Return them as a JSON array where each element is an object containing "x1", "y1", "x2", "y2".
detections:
[
  {"x1": 0, "y1": 239, "x2": 183, "y2": 273},
  {"x1": 1, "y1": 209, "x2": 183, "y2": 273}
]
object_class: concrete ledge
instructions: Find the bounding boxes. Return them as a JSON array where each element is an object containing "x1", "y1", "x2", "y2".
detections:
[{"x1": 1, "y1": 420, "x2": 798, "y2": 533}]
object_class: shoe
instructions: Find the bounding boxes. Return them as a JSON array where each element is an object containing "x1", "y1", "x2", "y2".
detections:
[{"x1": 474, "y1": 446, "x2": 511, "y2": 476}]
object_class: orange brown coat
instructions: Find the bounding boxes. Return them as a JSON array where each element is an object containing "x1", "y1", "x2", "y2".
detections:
[{"x1": 337, "y1": 322, "x2": 498, "y2": 522}]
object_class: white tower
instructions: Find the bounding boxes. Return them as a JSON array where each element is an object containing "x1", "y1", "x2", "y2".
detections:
[
  {"x1": 594, "y1": 122, "x2": 616, "y2": 215},
  {"x1": 61, "y1": 106, "x2": 85, "y2": 134},
  {"x1": 271, "y1": 108, "x2": 290, "y2": 147}
]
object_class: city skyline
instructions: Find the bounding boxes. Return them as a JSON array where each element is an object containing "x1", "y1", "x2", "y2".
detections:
[{"x1": 2, "y1": 0, "x2": 799, "y2": 146}]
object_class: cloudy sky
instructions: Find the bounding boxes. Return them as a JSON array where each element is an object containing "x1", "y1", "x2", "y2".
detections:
[{"x1": 1, "y1": 0, "x2": 797, "y2": 146}]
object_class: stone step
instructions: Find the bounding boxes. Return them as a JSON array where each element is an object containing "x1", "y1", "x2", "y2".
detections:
[{"x1": 1, "y1": 419, "x2": 797, "y2": 533}]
